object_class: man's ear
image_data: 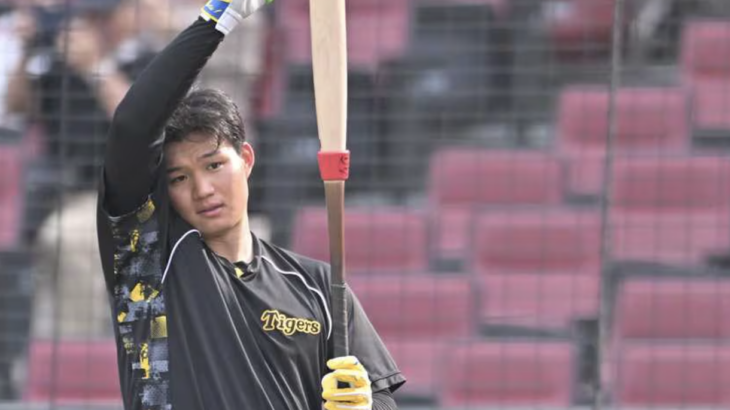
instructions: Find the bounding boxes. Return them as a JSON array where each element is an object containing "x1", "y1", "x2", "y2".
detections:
[{"x1": 241, "y1": 142, "x2": 255, "y2": 178}]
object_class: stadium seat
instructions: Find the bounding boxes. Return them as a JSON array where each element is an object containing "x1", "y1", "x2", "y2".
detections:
[
  {"x1": 428, "y1": 148, "x2": 564, "y2": 267},
  {"x1": 348, "y1": 274, "x2": 475, "y2": 339},
  {"x1": 472, "y1": 209, "x2": 601, "y2": 272},
  {"x1": 556, "y1": 86, "x2": 690, "y2": 198},
  {"x1": 440, "y1": 340, "x2": 574, "y2": 406},
  {"x1": 477, "y1": 273, "x2": 600, "y2": 331},
  {"x1": 291, "y1": 207, "x2": 428, "y2": 274},
  {"x1": 610, "y1": 157, "x2": 730, "y2": 264},
  {"x1": 384, "y1": 339, "x2": 445, "y2": 401},
  {"x1": 0, "y1": 143, "x2": 22, "y2": 250},
  {"x1": 277, "y1": 0, "x2": 410, "y2": 70},
  {"x1": 613, "y1": 278, "x2": 730, "y2": 340},
  {"x1": 24, "y1": 339, "x2": 121, "y2": 404},
  {"x1": 689, "y1": 78, "x2": 730, "y2": 139},
  {"x1": 544, "y1": 0, "x2": 618, "y2": 60},
  {"x1": 680, "y1": 20, "x2": 730, "y2": 82},
  {"x1": 610, "y1": 343, "x2": 730, "y2": 406},
  {"x1": 349, "y1": 274, "x2": 475, "y2": 402}
]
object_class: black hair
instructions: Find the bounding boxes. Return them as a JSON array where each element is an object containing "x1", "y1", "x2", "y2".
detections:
[{"x1": 163, "y1": 89, "x2": 246, "y2": 153}]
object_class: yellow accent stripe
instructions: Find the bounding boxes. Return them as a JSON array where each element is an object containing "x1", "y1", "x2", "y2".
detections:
[
  {"x1": 151, "y1": 316, "x2": 168, "y2": 339},
  {"x1": 140, "y1": 343, "x2": 150, "y2": 379},
  {"x1": 235, "y1": 267, "x2": 244, "y2": 278},
  {"x1": 201, "y1": 9, "x2": 219, "y2": 22},
  {"x1": 130, "y1": 283, "x2": 145, "y2": 302}
]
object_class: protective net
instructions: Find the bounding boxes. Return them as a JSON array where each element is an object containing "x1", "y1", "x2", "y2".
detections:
[{"x1": 2, "y1": 0, "x2": 730, "y2": 408}]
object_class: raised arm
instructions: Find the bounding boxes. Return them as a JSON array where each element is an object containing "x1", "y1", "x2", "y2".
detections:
[{"x1": 102, "y1": 17, "x2": 224, "y2": 216}]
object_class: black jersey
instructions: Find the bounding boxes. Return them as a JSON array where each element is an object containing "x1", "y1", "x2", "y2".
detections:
[{"x1": 96, "y1": 17, "x2": 404, "y2": 410}]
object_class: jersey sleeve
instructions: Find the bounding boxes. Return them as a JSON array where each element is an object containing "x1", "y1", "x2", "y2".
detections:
[
  {"x1": 97, "y1": 173, "x2": 169, "y2": 292},
  {"x1": 342, "y1": 287, "x2": 407, "y2": 394}
]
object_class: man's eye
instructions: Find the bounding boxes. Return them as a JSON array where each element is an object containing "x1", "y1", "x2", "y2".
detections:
[
  {"x1": 169, "y1": 175, "x2": 186, "y2": 185},
  {"x1": 208, "y1": 162, "x2": 223, "y2": 170}
]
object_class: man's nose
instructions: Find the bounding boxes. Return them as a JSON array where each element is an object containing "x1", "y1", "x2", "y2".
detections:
[{"x1": 192, "y1": 176, "x2": 215, "y2": 199}]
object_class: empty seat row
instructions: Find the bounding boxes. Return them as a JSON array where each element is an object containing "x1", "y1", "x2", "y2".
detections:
[
  {"x1": 605, "y1": 277, "x2": 730, "y2": 406},
  {"x1": 28, "y1": 338, "x2": 730, "y2": 407},
  {"x1": 293, "y1": 200, "x2": 730, "y2": 273},
  {"x1": 26, "y1": 276, "x2": 730, "y2": 405},
  {"x1": 23, "y1": 337, "x2": 575, "y2": 407},
  {"x1": 349, "y1": 272, "x2": 597, "y2": 338},
  {"x1": 613, "y1": 277, "x2": 730, "y2": 340}
]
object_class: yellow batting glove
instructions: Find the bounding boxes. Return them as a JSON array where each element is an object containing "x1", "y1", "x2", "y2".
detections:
[{"x1": 322, "y1": 356, "x2": 372, "y2": 410}]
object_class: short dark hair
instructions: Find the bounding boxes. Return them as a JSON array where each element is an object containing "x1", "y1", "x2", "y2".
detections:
[{"x1": 163, "y1": 89, "x2": 246, "y2": 153}]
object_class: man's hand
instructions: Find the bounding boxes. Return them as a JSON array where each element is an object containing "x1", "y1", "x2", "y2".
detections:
[
  {"x1": 322, "y1": 356, "x2": 373, "y2": 410},
  {"x1": 200, "y1": 0, "x2": 274, "y2": 35}
]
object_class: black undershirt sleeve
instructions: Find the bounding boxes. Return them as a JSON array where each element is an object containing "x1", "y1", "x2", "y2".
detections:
[
  {"x1": 103, "y1": 18, "x2": 224, "y2": 216},
  {"x1": 372, "y1": 389, "x2": 398, "y2": 410}
]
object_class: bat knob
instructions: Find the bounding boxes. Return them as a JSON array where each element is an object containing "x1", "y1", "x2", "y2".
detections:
[{"x1": 318, "y1": 151, "x2": 350, "y2": 181}]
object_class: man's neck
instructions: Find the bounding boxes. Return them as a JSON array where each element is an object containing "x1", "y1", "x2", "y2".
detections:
[{"x1": 204, "y1": 219, "x2": 254, "y2": 264}]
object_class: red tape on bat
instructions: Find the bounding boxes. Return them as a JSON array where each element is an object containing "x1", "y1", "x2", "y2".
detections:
[{"x1": 318, "y1": 151, "x2": 350, "y2": 181}]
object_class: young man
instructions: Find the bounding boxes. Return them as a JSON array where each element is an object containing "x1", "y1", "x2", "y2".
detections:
[{"x1": 96, "y1": 1, "x2": 406, "y2": 409}]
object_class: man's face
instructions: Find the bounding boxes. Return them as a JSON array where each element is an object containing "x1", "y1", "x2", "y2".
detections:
[{"x1": 165, "y1": 134, "x2": 254, "y2": 239}]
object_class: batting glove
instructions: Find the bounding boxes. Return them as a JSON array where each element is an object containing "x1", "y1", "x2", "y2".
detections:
[
  {"x1": 200, "y1": 0, "x2": 273, "y2": 35},
  {"x1": 322, "y1": 356, "x2": 373, "y2": 410}
]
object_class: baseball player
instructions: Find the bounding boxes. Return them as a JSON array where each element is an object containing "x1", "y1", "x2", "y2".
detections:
[{"x1": 95, "y1": 1, "x2": 405, "y2": 409}]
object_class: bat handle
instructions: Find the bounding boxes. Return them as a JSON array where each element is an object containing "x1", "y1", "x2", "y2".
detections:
[
  {"x1": 331, "y1": 283, "x2": 349, "y2": 357},
  {"x1": 318, "y1": 151, "x2": 351, "y2": 181},
  {"x1": 320, "y1": 151, "x2": 350, "y2": 358}
]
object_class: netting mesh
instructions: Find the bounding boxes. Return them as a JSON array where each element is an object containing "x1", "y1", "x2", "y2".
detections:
[{"x1": 2, "y1": 0, "x2": 730, "y2": 408}]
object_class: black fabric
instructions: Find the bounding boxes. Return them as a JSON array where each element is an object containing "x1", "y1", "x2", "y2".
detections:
[
  {"x1": 372, "y1": 389, "x2": 397, "y2": 410},
  {"x1": 97, "y1": 17, "x2": 404, "y2": 410}
]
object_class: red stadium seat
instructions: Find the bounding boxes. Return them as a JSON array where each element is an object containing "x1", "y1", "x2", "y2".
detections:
[
  {"x1": 0, "y1": 144, "x2": 22, "y2": 250},
  {"x1": 429, "y1": 149, "x2": 564, "y2": 207},
  {"x1": 557, "y1": 86, "x2": 690, "y2": 197},
  {"x1": 291, "y1": 207, "x2": 428, "y2": 274},
  {"x1": 428, "y1": 149, "x2": 564, "y2": 265},
  {"x1": 440, "y1": 340, "x2": 574, "y2": 406},
  {"x1": 472, "y1": 209, "x2": 601, "y2": 272},
  {"x1": 613, "y1": 278, "x2": 730, "y2": 340},
  {"x1": 681, "y1": 20, "x2": 730, "y2": 82},
  {"x1": 348, "y1": 274, "x2": 475, "y2": 339},
  {"x1": 471, "y1": 209, "x2": 601, "y2": 330},
  {"x1": 610, "y1": 343, "x2": 730, "y2": 406},
  {"x1": 349, "y1": 274, "x2": 474, "y2": 401},
  {"x1": 477, "y1": 274, "x2": 600, "y2": 331},
  {"x1": 277, "y1": 0, "x2": 410, "y2": 70},
  {"x1": 610, "y1": 157, "x2": 730, "y2": 264},
  {"x1": 544, "y1": 0, "x2": 618, "y2": 60},
  {"x1": 24, "y1": 339, "x2": 121, "y2": 404},
  {"x1": 612, "y1": 157, "x2": 730, "y2": 212},
  {"x1": 383, "y1": 339, "x2": 445, "y2": 400},
  {"x1": 689, "y1": 78, "x2": 730, "y2": 137}
]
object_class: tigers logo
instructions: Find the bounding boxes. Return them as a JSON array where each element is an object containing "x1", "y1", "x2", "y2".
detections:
[{"x1": 261, "y1": 310, "x2": 321, "y2": 336}]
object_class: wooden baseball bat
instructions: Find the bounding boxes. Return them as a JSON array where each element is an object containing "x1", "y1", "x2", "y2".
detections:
[{"x1": 309, "y1": 0, "x2": 350, "y2": 358}]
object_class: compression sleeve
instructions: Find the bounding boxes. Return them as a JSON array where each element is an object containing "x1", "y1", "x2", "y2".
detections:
[
  {"x1": 372, "y1": 389, "x2": 398, "y2": 410},
  {"x1": 103, "y1": 18, "x2": 224, "y2": 216}
]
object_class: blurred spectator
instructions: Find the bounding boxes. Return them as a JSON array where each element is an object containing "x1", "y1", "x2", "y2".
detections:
[
  {"x1": 18, "y1": 0, "x2": 159, "y2": 242},
  {"x1": 0, "y1": 0, "x2": 32, "y2": 135},
  {"x1": 20, "y1": 0, "x2": 159, "y2": 341}
]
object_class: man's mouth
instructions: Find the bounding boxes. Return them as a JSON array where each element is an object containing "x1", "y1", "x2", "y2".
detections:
[{"x1": 198, "y1": 204, "x2": 224, "y2": 217}]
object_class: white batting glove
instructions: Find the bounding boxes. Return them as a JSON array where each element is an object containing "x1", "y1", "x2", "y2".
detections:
[
  {"x1": 200, "y1": 0, "x2": 274, "y2": 35},
  {"x1": 322, "y1": 356, "x2": 373, "y2": 410}
]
